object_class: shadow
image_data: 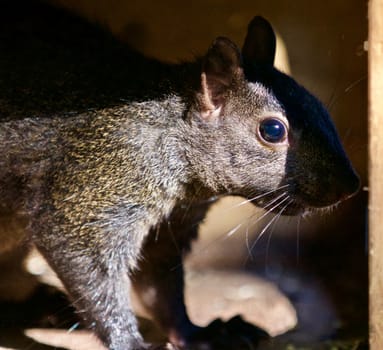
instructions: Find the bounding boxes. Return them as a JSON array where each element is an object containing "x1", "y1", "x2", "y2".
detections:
[
  {"x1": 0, "y1": 285, "x2": 78, "y2": 329},
  {"x1": 0, "y1": 0, "x2": 199, "y2": 121},
  {"x1": 0, "y1": 285, "x2": 78, "y2": 349}
]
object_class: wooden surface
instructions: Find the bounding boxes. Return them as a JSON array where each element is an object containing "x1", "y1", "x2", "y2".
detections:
[{"x1": 369, "y1": 0, "x2": 383, "y2": 348}]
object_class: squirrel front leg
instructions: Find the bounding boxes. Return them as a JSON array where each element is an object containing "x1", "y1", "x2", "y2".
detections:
[
  {"x1": 132, "y1": 204, "x2": 210, "y2": 348},
  {"x1": 33, "y1": 212, "x2": 149, "y2": 350}
]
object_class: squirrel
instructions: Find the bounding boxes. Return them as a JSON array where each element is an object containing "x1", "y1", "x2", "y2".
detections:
[{"x1": 0, "y1": 0, "x2": 360, "y2": 349}]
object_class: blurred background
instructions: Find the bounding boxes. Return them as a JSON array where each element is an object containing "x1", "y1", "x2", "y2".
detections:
[{"x1": 0, "y1": 0, "x2": 368, "y2": 349}]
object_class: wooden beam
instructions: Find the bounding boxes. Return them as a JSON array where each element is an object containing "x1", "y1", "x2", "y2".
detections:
[{"x1": 369, "y1": 0, "x2": 383, "y2": 348}]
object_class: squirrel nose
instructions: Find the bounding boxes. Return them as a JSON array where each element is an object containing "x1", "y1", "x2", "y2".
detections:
[{"x1": 336, "y1": 167, "x2": 360, "y2": 202}]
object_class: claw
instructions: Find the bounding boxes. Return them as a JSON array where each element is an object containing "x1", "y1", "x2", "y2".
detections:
[{"x1": 149, "y1": 342, "x2": 180, "y2": 350}]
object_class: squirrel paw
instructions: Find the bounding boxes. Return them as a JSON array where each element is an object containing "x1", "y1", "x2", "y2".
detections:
[
  {"x1": 149, "y1": 343, "x2": 180, "y2": 350},
  {"x1": 171, "y1": 316, "x2": 269, "y2": 350}
]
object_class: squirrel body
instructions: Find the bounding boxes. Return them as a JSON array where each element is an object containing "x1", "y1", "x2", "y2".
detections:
[{"x1": 0, "y1": 1, "x2": 359, "y2": 349}]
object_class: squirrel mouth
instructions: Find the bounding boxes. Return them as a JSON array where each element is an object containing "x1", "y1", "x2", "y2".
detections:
[
  {"x1": 264, "y1": 197, "x2": 341, "y2": 217},
  {"x1": 244, "y1": 184, "x2": 339, "y2": 217},
  {"x1": 268, "y1": 200, "x2": 306, "y2": 216},
  {"x1": 276, "y1": 202, "x2": 306, "y2": 216}
]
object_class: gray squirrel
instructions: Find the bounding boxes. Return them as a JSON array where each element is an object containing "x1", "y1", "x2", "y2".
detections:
[{"x1": 0, "y1": 1, "x2": 359, "y2": 349}]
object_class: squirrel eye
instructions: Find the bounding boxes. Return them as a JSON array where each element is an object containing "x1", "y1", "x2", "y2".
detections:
[{"x1": 259, "y1": 118, "x2": 287, "y2": 144}]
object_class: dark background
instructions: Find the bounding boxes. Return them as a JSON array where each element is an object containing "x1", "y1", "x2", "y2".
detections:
[{"x1": 0, "y1": 0, "x2": 368, "y2": 348}]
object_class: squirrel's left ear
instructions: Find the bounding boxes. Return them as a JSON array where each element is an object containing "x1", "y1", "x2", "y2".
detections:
[
  {"x1": 197, "y1": 37, "x2": 243, "y2": 122},
  {"x1": 242, "y1": 16, "x2": 276, "y2": 67}
]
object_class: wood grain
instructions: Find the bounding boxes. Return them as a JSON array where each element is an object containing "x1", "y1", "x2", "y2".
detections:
[{"x1": 369, "y1": 0, "x2": 383, "y2": 348}]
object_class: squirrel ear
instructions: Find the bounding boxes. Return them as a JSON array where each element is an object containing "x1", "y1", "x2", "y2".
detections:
[
  {"x1": 242, "y1": 16, "x2": 276, "y2": 67},
  {"x1": 198, "y1": 37, "x2": 243, "y2": 122}
]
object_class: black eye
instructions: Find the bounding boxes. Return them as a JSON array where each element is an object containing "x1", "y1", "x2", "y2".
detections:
[{"x1": 259, "y1": 118, "x2": 287, "y2": 144}]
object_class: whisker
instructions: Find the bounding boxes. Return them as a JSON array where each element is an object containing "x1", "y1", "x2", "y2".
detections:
[
  {"x1": 248, "y1": 211, "x2": 280, "y2": 258},
  {"x1": 224, "y1": 184, "x2": 290, "y2": 212},
  {"x1": 226, "y1": 222, "x2": 243, "y2": 237},
  {"x1": 246, "y1": 184, "x2": 290, "y2": 202},
  {"x1": 248, "y1": 196, "x2": 292, "y2": 255},
  {"x1": 296, "y1": 215, "x2": 302, "y2": 266},
  {"x1": 180, "y1": 218, "x2": 247, "y2": 265},
  {"x1": 264, "y1": 220, "x2": 278, "y2": 273},
  {"x1": 265, "y1": 199, "x2": 295, "y2": 268},
  {"x1": 246, "y1": 192, "x2": 290, "y2": 227},
  {"x1": 185, "y1": 192, "x2": 290, "y2": 265},
  {"x1": 326, "y1": 87, "x2": 338, "y2": 111},
  {"x1": 243, "y1": 192, "x2": 292, "y2": 261},
  {"x1": 265, "y1": 205, "x2": 287, "y2": 270},
  {"x1": 344, "y1": 75, "x2": 367, "y2": 94},
  {"x1": 328, "y1": 75, "x2": 366, "y2": 111},
  {"x1": 245, "y1": 225, "x2": 252, "y2": 261}
]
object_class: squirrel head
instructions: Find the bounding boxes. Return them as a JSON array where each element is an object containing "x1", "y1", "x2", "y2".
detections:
[{"x1": 185, "y1": 16, "x2": 359, "y2": 215}]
